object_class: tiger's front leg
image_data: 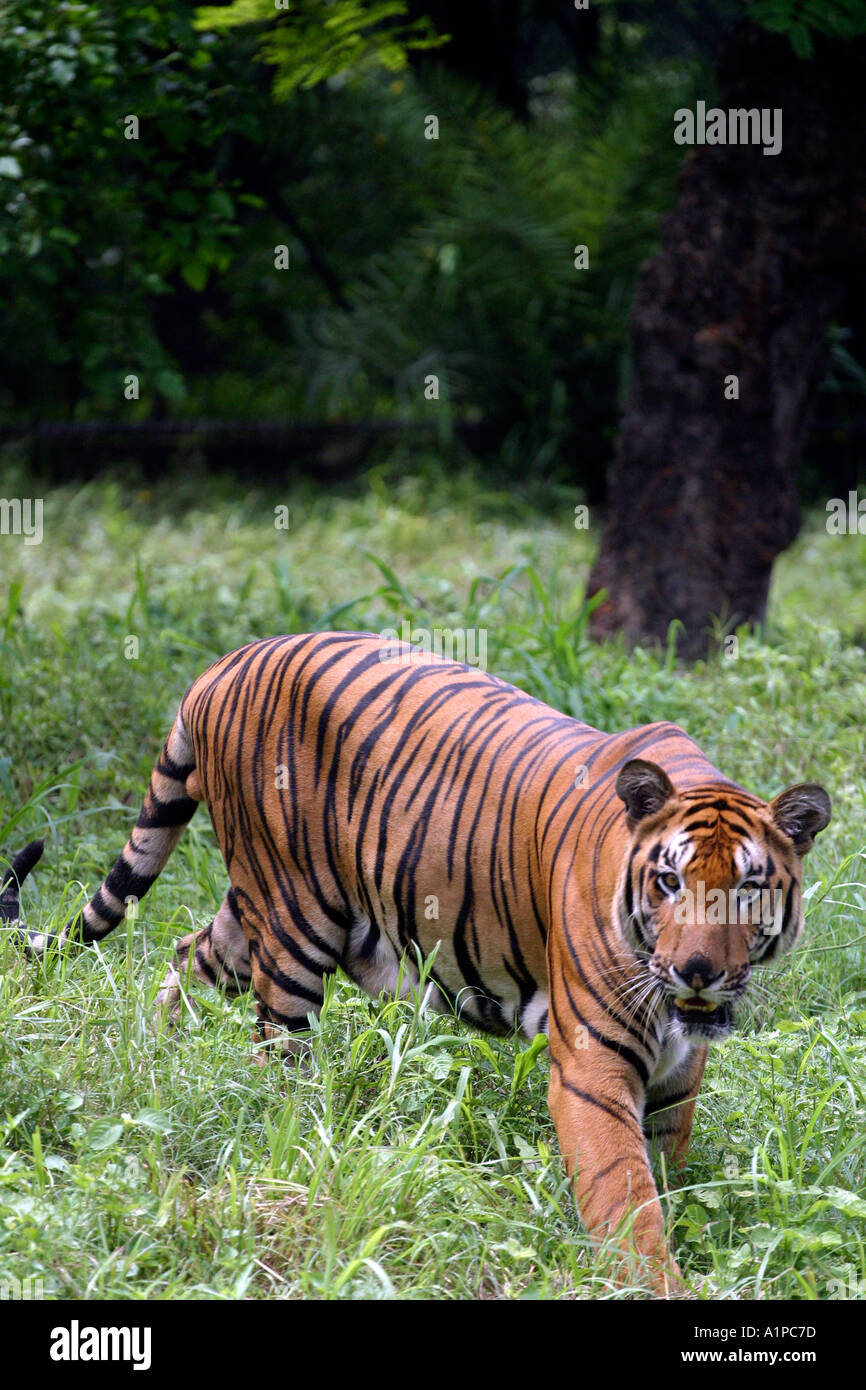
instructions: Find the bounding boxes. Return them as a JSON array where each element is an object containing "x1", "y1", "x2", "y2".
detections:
[
  {"x1": 644, "y1": 1043, "x2": 708, "y2": 1173},
  {"x1": 547, "y1": 1037, "x2": 680, "y2": 1295}
]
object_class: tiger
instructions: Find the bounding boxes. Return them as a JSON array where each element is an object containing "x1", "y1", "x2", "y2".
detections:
[{"x1": 4, "y1": 631, "x2": 830, "y2": 1293}]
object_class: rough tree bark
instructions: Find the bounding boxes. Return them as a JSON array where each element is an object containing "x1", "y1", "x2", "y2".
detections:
[{"x1": 587, "y1": 24, "x2": 866, "y2": 660}]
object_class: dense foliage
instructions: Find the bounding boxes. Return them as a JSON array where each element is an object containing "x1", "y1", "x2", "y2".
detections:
[
  {"x1": 0, "y1": 0, "x2": 710, "y2": 470},
  {"x1": 1, "y1": 0, "x2": 864, "y2": 482}
]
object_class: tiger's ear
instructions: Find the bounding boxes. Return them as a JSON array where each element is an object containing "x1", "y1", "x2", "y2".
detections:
[
  {"x1": 769, "y1": 784, "x2": 831, "y2": 855},
  {"x1": 616, "y1": 760, "x2": 676, "y2": 825}
]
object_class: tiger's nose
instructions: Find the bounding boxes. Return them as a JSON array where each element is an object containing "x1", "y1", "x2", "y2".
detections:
[{"x1": 680, "y1": 955, "x2": 716, "y2": 990}]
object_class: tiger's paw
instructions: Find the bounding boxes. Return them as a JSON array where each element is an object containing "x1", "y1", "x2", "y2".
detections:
[
  {"x1": 604, "y1": 1247, "x2": 690, "y2": 1299},
  {"x1": 152, "y1": 969, "x2": 197, "y2": 1033},
  {"x1": 251, "y1": 1026, "x2": 313, "y2": 1072},
  {"x1": 652, "y1": 1258, "x2": 690, "y2": 1299}
]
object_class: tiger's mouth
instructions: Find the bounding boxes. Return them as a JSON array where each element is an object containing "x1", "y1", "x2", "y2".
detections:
[{"x1": 671, "y1": 996, "x2": 732, "y2": 1037}]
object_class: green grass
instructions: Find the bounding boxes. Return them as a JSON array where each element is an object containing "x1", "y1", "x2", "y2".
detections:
[{"x1": 1, "y1": 452, "x2": 865, "y2": 1300}]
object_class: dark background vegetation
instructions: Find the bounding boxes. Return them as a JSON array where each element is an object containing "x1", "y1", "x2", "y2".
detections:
[{"x1": 2, "y1": 0, "x2": 865, "y2": 511}]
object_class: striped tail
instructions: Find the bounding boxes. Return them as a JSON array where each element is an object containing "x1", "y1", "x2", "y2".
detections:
[
  {"x1": 0, "y1": 839, "x2": 45, "y2": 929},
  {"x1": 27, "y1": 708, "x2": 201, "y2": 954}
]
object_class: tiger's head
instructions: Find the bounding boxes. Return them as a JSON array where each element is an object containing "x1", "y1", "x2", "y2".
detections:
[{"x1": 614, "y1": 760, "x2": 831, "y2": 1040}]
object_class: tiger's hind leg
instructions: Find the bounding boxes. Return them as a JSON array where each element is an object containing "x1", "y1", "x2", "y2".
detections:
[
  {"x1": 231, "y1": 881, "x2": 344, "y2": 1063},
  {"x1": 155, "y1": 887, "x2": 251, "y2": 1023}
]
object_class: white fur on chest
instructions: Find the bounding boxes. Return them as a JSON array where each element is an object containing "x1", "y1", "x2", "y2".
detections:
[{"x1": 648, "y1": 1030, "x2": 694, "y2": 1090}]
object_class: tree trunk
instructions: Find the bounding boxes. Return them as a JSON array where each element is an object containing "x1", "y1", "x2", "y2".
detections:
[{"x1": 587, "y1": 24, "x2": 866, "y2": 660}]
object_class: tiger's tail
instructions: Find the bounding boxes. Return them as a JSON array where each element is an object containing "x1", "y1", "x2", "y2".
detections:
[
  {"x1": 24, "y1": 707, "x2": 202, "y2": 953},
  {"x1": 0, "y1": 839, "x2": 46, "y2": 928}
]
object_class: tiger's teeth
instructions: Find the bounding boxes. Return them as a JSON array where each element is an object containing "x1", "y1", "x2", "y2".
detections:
[{"x1": 674, "y1": 996, "x2": 717, "y2": 1012}]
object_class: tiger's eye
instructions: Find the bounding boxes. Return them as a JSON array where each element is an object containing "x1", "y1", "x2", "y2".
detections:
[
  {"x1": 658, "y1": 871, "x2": 680, "y2": 893},
  {"x1": 739, "y1": 879, "x2": 760, "y2": 895}
]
